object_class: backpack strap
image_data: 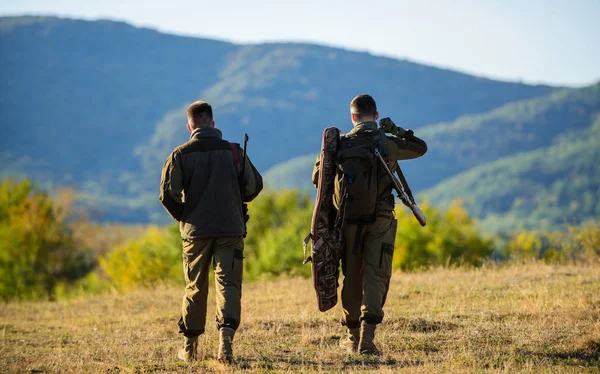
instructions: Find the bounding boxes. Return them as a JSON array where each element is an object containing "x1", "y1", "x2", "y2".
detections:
[
  {"x1": 229, "y1": 142, "x2": 242, "y2": 176},
  {"x1": 378, "y1": 128, "x2": 389, "y2": 161}
]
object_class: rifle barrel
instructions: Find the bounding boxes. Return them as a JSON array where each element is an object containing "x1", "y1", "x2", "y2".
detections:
[
  {"x1": 374, "y1": 149, "x2": 410, "y2": 205},
  {"x1": 374, "y1": 149, "x2": 426, "y2": 226}
]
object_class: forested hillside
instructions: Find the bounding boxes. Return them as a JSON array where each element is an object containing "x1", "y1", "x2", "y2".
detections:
[
  {"x1": 2, "y1": 15, "x2": 583, "y2": 226},
  {"x1": 423, "y1": 113, "x2": 600, "y2": 232},
  {"x1": 0, "y1": 16, "x2": 235, "y2": 181},
  {"x1": 406, "y1": 83, "x2": 600, "y2": 190},
  {"x1": 1, "y1": 17, "x2": 551, "y2": 173},
  {"x1": 265, "y1": 83, "x2": 600, "y2": 231},
  {"x1": 138, "y1": 42, "x2": 554, "y2": 178}
]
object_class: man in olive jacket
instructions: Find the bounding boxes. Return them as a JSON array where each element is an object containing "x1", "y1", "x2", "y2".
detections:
[
  {"x1": 159, "y1": 101, "x2": 263, "y2": 364},
  {"x1": 312, "y1": 94, "x2": 427, "y2": 355}
]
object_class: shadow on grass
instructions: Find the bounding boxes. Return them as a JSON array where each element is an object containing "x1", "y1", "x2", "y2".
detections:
[
  {"x1": 522, "y1": 340, "x2": 600, "y2": 368},
  {"x1": 234, "y1": 355, "x2": 423, "y2": 370},
  {"x1": 388, "y1": 317, "x2": 460, "y2": 333},
  {"x1": 343, "y1": 357, "x2": 424, "y2": 369}
]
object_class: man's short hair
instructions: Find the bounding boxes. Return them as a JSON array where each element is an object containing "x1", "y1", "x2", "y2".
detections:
[
  {"x1": 350, "y1": 94, "x2": 377, "y2": 117},
  {"x1": 187, "y1": 101, "x2": 213, "y2": 127}
]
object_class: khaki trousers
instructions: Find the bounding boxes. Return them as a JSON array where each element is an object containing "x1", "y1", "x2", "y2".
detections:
[
  {"x1": 341, "y1": 216, "x2": 397, "y2": 328},
  {"x1": 177, "y1": 236, "x2": 244, "y2": 337}
]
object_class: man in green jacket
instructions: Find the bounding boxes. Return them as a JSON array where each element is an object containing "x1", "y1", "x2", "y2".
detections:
[
  {"x1": 159, "y1": 101, "x2": 263, "y2": 364},
  {"x1": 312, "y1": 94, "x2": 427, "y2": 355}
]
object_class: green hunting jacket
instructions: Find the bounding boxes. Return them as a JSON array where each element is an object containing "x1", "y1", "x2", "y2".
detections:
[
  {"x1": 312, "y1": 121, "x2": 427, "y2": 212},
  {"x1": 159, "y1": 126, "x2": 263, "y2": 239}
]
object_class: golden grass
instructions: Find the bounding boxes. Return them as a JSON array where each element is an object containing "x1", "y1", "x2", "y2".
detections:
[{"x1": 1, "y1": 263, "x2": 599, "y2": 373}]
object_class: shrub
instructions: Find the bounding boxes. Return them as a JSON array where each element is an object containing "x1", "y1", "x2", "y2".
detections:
[
  {"x1": 505, "y1": 221, "x2": 600, "y2": 264},
  {"x1": 0, "y1": 178, "x2": 94, "y2": 301},
  {"x1": 97, "y1": 190, "x2": 315, "y2": 287},
  {"x1": 561, "y1": 222, "x2": 600, "y2": 262},
  {"x1": 393, "y1": 199, "x2": 495, "y2": 270},
  {"x1": 245, "y1": 190, "x2": 313, "y2": 278},
  {"x1": 98, "y1": 224, "x2": 182, "y2": 291}
]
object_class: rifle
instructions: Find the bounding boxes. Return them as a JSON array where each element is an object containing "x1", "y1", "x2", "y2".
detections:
[
  {"x1": 240, "y1": 134, "x2": 249, "y2": 237},
  {"x1": 373, "y1": 148, "x2": 426, "y2": 226}
]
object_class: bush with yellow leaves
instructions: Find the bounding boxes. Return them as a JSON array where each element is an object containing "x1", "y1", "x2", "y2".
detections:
[
  {"x1": 99, "y1": 225, "x2": 182, "y2": 291},
  {"x1": 393, "y1": 199, "x2": 495, "y2": 270}
]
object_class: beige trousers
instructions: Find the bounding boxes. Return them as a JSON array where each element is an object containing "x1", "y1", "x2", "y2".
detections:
[
  {"x1": 177, "y1": 236, "x2": 244, "y2": 337},
  {"x1": 341, "y1": 216, "x2": 397, "y2": 328}
]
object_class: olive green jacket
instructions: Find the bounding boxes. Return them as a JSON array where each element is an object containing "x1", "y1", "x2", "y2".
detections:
[
  {"x1": 159, "y1": 127, "x2": 263, "y2": 239},
  {"x1": 312, "y1": 121, "x2": 427, "y2": 212}
]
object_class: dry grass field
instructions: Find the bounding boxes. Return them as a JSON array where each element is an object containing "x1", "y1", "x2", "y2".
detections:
[{"x1": 1, "y1": 263, "x2": 599, "y2": 373}]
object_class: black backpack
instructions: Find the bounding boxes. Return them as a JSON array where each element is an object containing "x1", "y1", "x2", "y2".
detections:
[{"x1": 334, "y1": 129, "x2": 384, "y2": 224}]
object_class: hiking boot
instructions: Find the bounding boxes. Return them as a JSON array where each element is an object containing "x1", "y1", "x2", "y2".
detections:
[
  {"x1": 217, "y1": 327, "x2": 235, "y2": 364},
  {"x1": 177, "y1": 335, "x2": 198, "y2": 363},
  {"x1": 359, "y1": 322, "x2": 381, "y2": 356},
  {"x1": 339, "y1": 327, "x2": 360, "y2": 353}
]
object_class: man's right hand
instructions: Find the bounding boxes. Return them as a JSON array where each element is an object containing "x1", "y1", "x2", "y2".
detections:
[
  {"x1": 380, "y1": 117, "x2": 403, "y2": 136},
  {"x1": 380, "y1": 117, "x2": 413, "y2": 137}
]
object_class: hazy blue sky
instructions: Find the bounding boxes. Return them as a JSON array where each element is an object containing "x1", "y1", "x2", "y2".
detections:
[{"x1": 2, "y1": 0, "x2": 598, "y2": 86}]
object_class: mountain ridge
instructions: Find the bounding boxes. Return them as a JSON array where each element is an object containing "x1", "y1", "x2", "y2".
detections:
[
  {"x1": 264, "y1": 82, "x2": 600, "y2": 231},
  {"x1": 422, "y1": 112, "x2": 600, "y2": 232},
  {"x1": 0, "y1": 15, "x2": 568, "y2": 224}
]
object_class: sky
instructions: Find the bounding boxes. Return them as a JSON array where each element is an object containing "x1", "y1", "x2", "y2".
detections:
[{"x1": 1, "y1": 0, "x2": 599, "y2": 87}]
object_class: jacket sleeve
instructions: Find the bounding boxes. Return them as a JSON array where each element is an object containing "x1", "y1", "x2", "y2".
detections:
[
  {"x1": 312, "y1": 155, "x2": 320, "y2": 188},
  {"x1": 387, "y1": 132, "x2": 428, "y2": 160},
  {"x1": 159, "y1": 150, "x2": 184, "y2": 221},
  {"x1": 243, "y1": 154, "x2": 263, "y2": 202}
]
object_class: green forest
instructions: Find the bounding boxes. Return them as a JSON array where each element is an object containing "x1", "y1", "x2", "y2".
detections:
[
  {"x1": 1, "y1": 15, "x2": 562, "y2": 225},
  {"x1": 1, "y1": 9, "x2": 599, "y2": 374},
  {"x1": 1, "y1": 16, "x2": 599, "y2": 301},
  {"x1": 266, "y1": 84, "x2": 600, "y2": 232},
  {"x1": 1, "y1": 178, "x2": 598, "y2": 302}
]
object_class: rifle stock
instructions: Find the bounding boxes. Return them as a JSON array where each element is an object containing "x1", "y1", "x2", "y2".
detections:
[{"x1": 374, "y1": 149, "x2": 426, "y2": 227}]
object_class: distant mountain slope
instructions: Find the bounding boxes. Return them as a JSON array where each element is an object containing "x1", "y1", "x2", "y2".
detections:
[
  {"x1": 264, "y1": 83, "x2": 600, "y2": 231},
  {"x1": 422, "y1": 114, "x2": 600, "y2": 232},
  {"x1": 0, "y1": 15, "x2": 561, "y2": 222},
  {"x1": 141, "y1": 43, "x2": 556, "y2": 178},
  {"x1": 266, "y1": 83, "x2": 600, "y2": 192},
  {"x1": 263, "y1": 153, "x2": 318, "y2": 192},
  {"x1": 1, "y1": 17, "x2": 554, "y2": 178},
  {"x1": 405, "y1": 82, "x2": 600, "y2": 190},
  {"x1": 0, "y1": 16, "x2": 235, "y2": 181}
]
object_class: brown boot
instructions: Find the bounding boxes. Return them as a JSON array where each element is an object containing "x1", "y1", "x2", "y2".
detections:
[
  {"x1": 177, "y1": 335, "x2": 198, "y2": 363},
  {"x1": 217, "y1": 327, "x2": 235, "y2": 364},
  {"x1": 339, "y1": 327, "x2": 360, "y2": 353},
  {"x1": 359, "y1": 322, "x2": 381, "y2": 356}
]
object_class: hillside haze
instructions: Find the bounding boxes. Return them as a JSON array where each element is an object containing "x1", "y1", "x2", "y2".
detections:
[
  {"x1": 422, "y1": 110, "x2": 600, "y2": 232},
  {"x1": 0, "y1": 15, "x2": 571, "y2": 224},
  {"x1": 267, "y1": 83, "x2": 600, "y2": 231}
]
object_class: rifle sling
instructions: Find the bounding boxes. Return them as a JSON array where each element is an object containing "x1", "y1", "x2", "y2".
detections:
[
  {"x1": 229, "y1": 143, "x2": 241, "y2": 173},
  {"x1": 393, "y1": 162, "x2": 415, "y2": 205}
]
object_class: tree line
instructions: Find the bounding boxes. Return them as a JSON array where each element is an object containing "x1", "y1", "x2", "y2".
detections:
[{"x1": 1, "y1": 178, "x2": 598, "y2": 301}]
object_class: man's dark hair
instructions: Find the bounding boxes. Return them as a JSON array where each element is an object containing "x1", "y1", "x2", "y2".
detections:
[
  {"x1": 350, "y1": 94, "x2": 377, "y2": 118},
  {"x1": 187, "y1": 101, "x2": 213, "y2": 127}
]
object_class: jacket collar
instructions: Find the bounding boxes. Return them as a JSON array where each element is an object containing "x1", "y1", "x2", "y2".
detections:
[
  {"x1": 347, "y1": 121, "x2": 378, "y2": 136},
  {"x1": 190, "y1": 126, "x2": 223, "y2": 140}
]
